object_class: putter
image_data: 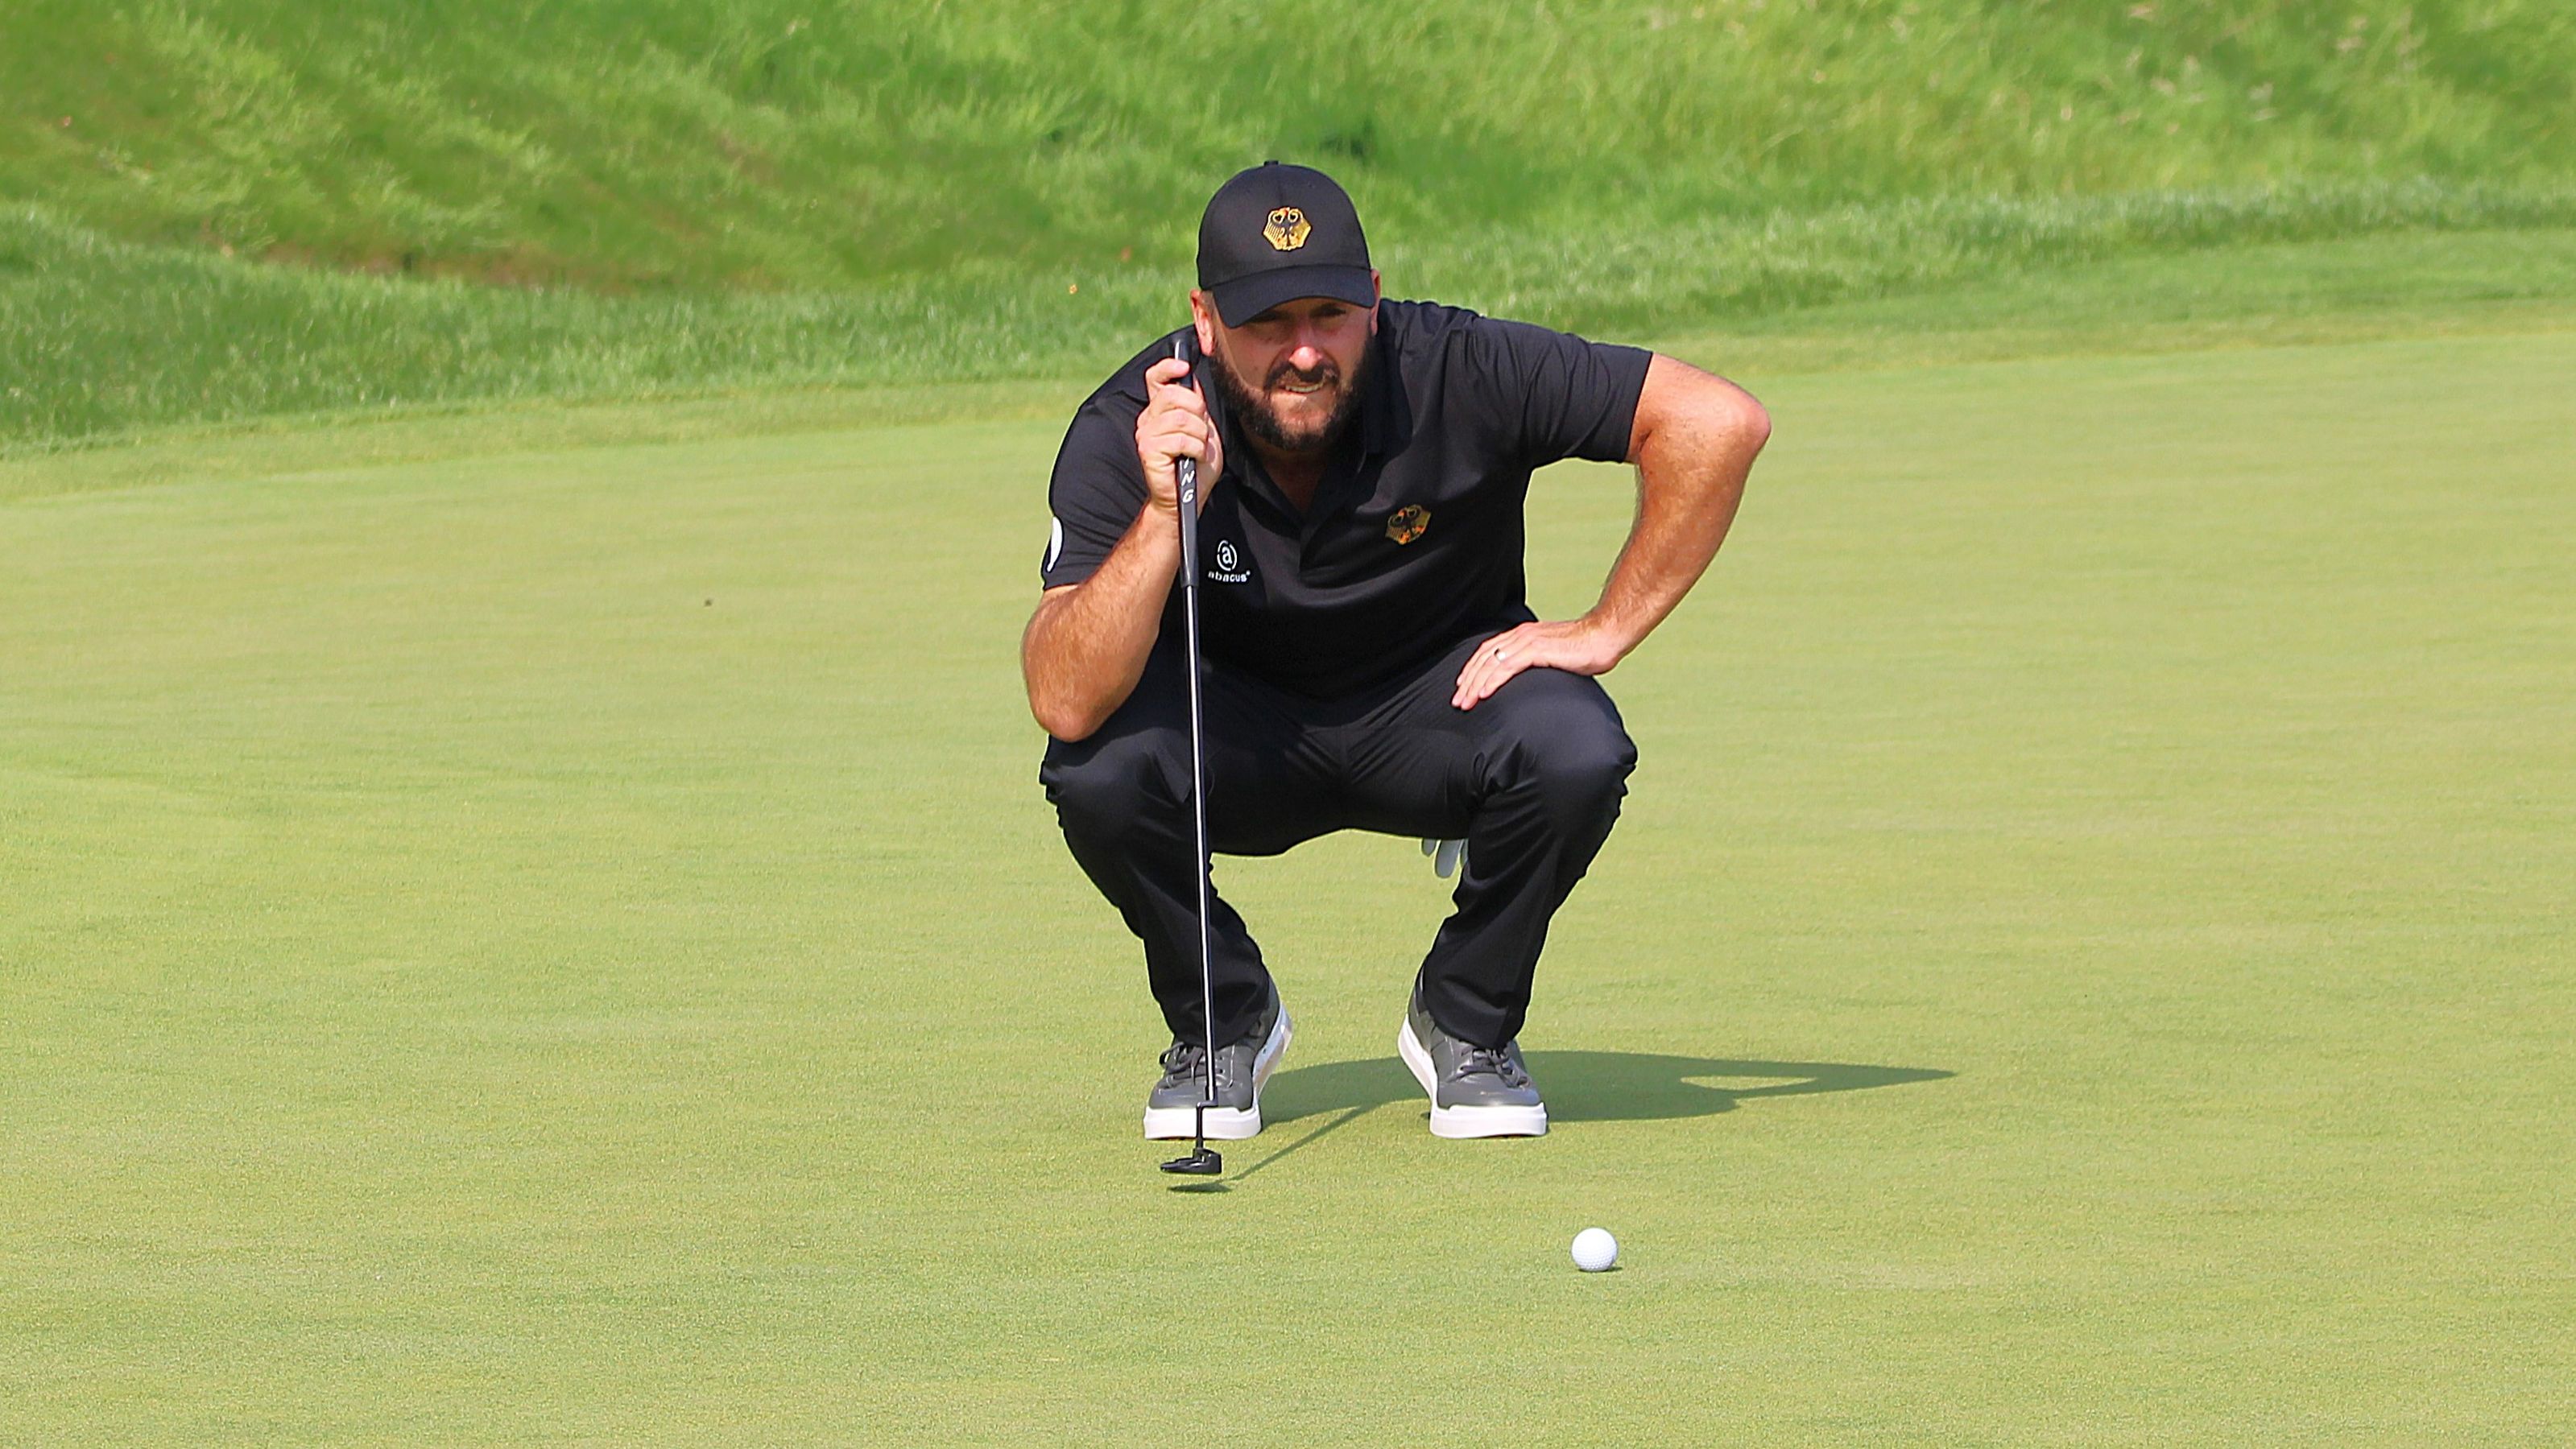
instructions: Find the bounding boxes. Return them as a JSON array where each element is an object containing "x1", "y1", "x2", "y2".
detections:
[{"x1": 1160, "y1": 335, "x2": 1223, "y2": 1179}]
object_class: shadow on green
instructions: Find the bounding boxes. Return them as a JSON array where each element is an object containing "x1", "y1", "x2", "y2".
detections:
[
  {"x1": 1266, "y1": 1052, "x2": 1954, "y2": 1125},
  {"x1": 1176, "y1": 1054, "x2": 1953, "y2": 1190}
]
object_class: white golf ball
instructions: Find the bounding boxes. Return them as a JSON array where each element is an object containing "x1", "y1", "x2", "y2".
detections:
[{"x1": 1570, "y1": 1227, "x2": 1619, "y2": 1273}]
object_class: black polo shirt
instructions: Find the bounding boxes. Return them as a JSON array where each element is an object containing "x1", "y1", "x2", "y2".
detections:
[{"x1": 1040, "y1": 299, "x2": 1652, "y2": 700}]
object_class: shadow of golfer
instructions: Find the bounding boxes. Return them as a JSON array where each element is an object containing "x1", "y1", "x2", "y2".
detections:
[
  {"x1": 1175, "y1": 1053, "x2": 1954, "y2": 1190},
  {"x1": 1260, "y1": 1051, "x2": 1954, "y2": 1126}
]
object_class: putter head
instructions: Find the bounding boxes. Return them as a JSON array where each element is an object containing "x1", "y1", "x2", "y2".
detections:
[{"x1": 1158, "y1": 1100, "x2": 1223, "y2": 1176}]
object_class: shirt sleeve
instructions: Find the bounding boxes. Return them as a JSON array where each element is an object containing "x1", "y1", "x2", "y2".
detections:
[
  {"x1": 1464, "y1": 315, "x2": 1653, "y2": 467},
  {"x1": 1040, "y1": 387, "x2": 1149, "y2": 589}
]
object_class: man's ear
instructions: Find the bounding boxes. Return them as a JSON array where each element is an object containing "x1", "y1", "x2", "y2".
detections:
[
  {"x1": 1189, "y1": 290, "x2": 1217, "y2": 357},
  {"x1": 1368, "y1": 270, "x2": 1383, "y2": 332}
]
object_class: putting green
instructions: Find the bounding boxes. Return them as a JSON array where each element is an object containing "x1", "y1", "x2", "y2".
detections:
[{"x1": 4, "y1": 328, "x2": 2570, "y2": 1443}]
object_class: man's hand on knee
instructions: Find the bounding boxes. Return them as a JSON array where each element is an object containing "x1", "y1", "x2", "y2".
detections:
[{"x1": 1449, "y1": 619, "x2": 1624, "y2": 711}]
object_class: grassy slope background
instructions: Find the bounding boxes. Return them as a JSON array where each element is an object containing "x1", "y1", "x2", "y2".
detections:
[
  {"x1": 5, "y1": 0, "x2": 2576, "y2": 451},
  {"x1": 15, "y1": 0, "x2": 2576, "y2": 282}
]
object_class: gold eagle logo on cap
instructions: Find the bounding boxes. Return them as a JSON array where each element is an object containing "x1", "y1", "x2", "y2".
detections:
[
  {"x1": 1385, "y1": 505, "x2": 1430, "y2": 544},
  {"x1": 1263, "y1": 206, "x2": 1312, "y2": 252}
]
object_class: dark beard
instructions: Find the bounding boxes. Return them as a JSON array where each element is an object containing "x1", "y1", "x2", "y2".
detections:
[{"x1": 1208, "y1": 341, "x2": 1370, "y2": 459}]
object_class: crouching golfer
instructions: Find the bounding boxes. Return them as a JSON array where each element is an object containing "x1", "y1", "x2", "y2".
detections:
[{"x1": 1023, "y1": 163, "x2": 1769, "y2": 1140}]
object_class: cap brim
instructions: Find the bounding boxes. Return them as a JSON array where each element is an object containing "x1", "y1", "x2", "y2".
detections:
[{"x1": 1209, "y1": 266, "x2": 1376, "y2": 328}]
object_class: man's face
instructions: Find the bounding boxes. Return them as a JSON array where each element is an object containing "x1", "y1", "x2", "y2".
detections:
[{"x1": 1193, "y1": 283, "x2": 1380, "y2": 457}]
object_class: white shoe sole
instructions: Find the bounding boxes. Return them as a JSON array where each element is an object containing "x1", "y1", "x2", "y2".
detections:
[
  {"x1": 1143, "y1": 1007, "x2": 1293, "y2": 1140},
  {"x1": 1397, "y1": 1016, "x2": 1548, "y2": 1138}
]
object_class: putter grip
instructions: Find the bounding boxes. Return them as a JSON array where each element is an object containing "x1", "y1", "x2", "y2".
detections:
[{"x1": 1172, "y1": 336, "x2": 1201, "y2": 583}]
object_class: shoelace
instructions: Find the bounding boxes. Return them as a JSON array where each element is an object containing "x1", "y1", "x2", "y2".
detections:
[
  {"x1": 1158, "y1": 1042, "x2": 1232, "y2": 1092},
  {"x1": 1455, "y1": 1043, "x2": 1530, "y2": 1089}
]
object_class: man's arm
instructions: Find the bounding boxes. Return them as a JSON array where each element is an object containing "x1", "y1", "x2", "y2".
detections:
[
  {"x1": 1022, "y1": 508, "x2": 1179, "y2": 741},
  {"x1": 1022, "y1": 355, "x2": 1224, "y2": 741},
  {"x1": 1450, "y1": 353, "x2": 1769, "y2": 709}
]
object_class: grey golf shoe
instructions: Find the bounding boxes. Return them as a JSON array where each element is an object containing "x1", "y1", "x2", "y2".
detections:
[
  {"x1": 1143, "y1": 985, "x2": 1292, "y2": 1141},
  {"x1": 1397, "y1": 982, "x2": 1548, "y2": 1138}
]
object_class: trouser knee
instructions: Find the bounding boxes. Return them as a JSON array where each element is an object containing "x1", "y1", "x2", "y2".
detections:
[
  {"x1": 1497, "y1": 688, "x2": 1637, "y2": 831},
  {"x1": 1041, "y1": 728, "x2": 1182, "y2": 844},
  {"x1": 1534, "y1": 724, "x2": 1635, "y2": 828}
]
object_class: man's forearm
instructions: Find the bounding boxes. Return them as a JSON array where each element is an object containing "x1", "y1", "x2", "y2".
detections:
[
  {"x1": 1021, "y1": 502, "x2": 1183, "y2": 741},
  {"x1": 1586, "y1": 361, "x2": 1768, "y2": 657}
]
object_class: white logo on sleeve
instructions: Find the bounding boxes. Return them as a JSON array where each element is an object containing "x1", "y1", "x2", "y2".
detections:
[
  {"x1": 1208, "y1": 539, "x2": 1250, "y2": 584},
  {"x1": 1044, "y1": 516, "x2": 1065, "y2": 572}
]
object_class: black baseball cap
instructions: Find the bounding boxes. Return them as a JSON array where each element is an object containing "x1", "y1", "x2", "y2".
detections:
[{"x1": 1196, "y1": 162, "x2": 1375, "y2": 327}]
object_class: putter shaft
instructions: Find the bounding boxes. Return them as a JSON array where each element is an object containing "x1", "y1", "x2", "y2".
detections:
[{"x1": 1163, "y1": 336, "x2": 1223, "y2": 1179}]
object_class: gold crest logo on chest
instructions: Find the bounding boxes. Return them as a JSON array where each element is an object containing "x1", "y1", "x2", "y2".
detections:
[
  {"x1": 1263, "y1": 207, "x2": 1312, "y2": 252},
  {"x1": 1385, "y1": 505, "x2": 1431, "y2": 545}
]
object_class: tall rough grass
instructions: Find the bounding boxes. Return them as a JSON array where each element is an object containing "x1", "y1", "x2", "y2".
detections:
[
  {"x1": 3, "y1": 2, "x2": 2572, "y2": 448},
  {"x1": 8, "y1": 1, "x2": 2573, "y2": 287}
]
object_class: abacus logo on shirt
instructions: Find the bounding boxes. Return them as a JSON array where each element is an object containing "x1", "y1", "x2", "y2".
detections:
[{"x1": 1209, "y1": 539, "x2": 1251, "y2": 584}]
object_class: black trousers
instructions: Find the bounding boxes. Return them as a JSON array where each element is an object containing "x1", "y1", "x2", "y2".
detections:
[{"x1": 1040, "y1": 630, "x2": 1636, "y2": 1051}]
